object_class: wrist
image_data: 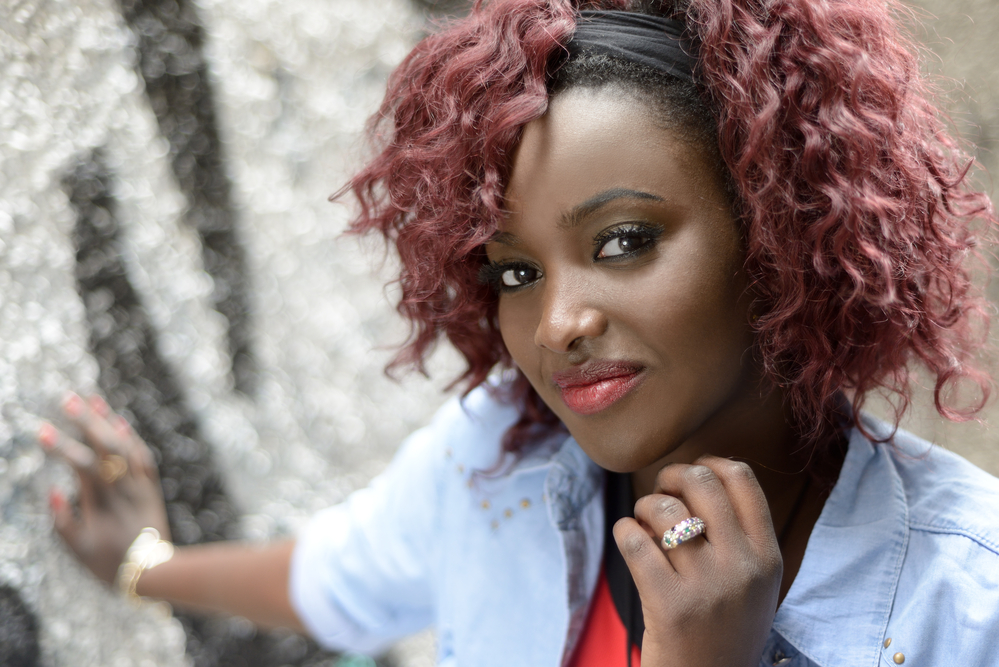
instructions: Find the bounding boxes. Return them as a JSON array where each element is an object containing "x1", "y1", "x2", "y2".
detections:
[{"x1": 115, "y1": 527, "x2": 175, "y2": 601}]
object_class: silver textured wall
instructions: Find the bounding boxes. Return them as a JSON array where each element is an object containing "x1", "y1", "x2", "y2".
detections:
[
  {"x1": 1, "y1": 0, "x2": 452, "y2": 664},
  {"x1": 0, "y1": 0, "x2": 996, "y2": 665}
]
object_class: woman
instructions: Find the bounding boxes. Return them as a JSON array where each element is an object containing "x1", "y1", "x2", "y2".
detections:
[{"x1": 39, "y1": 0, "x2": 999, "y2": 665}]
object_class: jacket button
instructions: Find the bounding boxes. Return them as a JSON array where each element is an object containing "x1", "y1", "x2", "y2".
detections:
[
  {"x1": 883, "y1": 638, "x2": 892, "y2": 648},
  {"x1": 893, "y1": 653, "x2": 905, "y2": 664}
]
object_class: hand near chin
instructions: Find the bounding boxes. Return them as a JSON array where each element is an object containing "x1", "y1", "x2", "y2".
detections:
[
  {"x1": 612, "y1": 456, "x2": 782, "y2": 667},
  {"x1": 38, "y1": 394, "x2": 170, "y2": 586}
]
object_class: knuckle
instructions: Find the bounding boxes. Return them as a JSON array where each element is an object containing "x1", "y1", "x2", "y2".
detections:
[
  {"x1": 654, "y1": 463, "x2": 675, "y2": 488},
  {"x1": 617, "y1": 529, "x2": 652, "y2": 559},
  {"x1": 685, "y1": 464, "x2": 718, "y2": 486},
  {"x1": 635, "y1": 494, "x2": 686, "y2": 525},
  {"x1": 654, "y1": 495, "x2": 685, "y2": 517},
  {"x1": 762, "y1": 549, "x2": 783, "y2": 576},
  {"x1": 739, "y1": 550, "x2": 782, "y2": 586},
  {"x1": 726, "y1": 460, "x2": 757, "y2": 482}
]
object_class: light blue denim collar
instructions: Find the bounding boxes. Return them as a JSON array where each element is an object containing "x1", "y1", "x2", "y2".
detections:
[
  {"x1": 498, "y1": 414, "x2": 911, "y2": 667},
  {"x1": 773, "y1": 415, "x2": 909, "y2": 667}
]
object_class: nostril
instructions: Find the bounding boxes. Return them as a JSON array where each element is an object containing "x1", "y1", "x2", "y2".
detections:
[{"x1": 535, "y1": 308, "x2": 608, "y2": 352}]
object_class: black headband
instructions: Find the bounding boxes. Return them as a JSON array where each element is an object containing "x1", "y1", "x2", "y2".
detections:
[{"x1": 566, "y1": 10, "x2": 697, "y2": 84}]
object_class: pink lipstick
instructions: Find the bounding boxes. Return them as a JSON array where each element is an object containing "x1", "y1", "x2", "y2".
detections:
[{"x1": 552, "y1": 361, "x2": 645, "y2": 416}]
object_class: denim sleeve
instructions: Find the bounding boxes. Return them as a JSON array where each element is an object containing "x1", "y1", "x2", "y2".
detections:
[{"x1": 289, "y1": 402, "x2": 452, "y2": 653}]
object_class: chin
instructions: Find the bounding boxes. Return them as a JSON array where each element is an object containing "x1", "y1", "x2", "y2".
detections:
[{"x1": 564, "y1": 418, "x2": 674, "y2": 474}]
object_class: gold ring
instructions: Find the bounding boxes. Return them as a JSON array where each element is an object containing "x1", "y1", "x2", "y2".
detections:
[{"x1": 98, "y1": 454, "x2": 128, "y2": 484}]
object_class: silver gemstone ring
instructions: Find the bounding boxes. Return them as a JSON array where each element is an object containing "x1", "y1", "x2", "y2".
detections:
[{"x1": 661, "y1": 516, "x2": 706, "y2": 550}]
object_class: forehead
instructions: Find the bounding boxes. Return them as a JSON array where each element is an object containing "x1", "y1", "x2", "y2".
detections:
[{"x1": 503, "y1": 86, "x2": 726, "y2": 226}]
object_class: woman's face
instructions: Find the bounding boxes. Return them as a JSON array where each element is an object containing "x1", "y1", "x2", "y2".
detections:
[{"x1": 486, "y1": 86, "x2": 759, "y2": 472}]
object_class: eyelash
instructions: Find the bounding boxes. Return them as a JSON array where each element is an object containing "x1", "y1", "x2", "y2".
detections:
[
  {"x1": 480, "y1": 223, "x2": 663, "y2": 294},
  {"x1": 478, "y1": 261, "x2": 539, "y2": 294},
  {"x1": 592, "y1": 223, "x2": 663, "y2": 260}
]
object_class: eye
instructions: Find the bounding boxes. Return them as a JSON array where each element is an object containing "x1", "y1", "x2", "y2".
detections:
[
  {"x1": 501, "y1": 265, "x2": 539, "y2": 287},
  {"x1": 478, "y1": 261, "x2": 542, "y2": 293},
  {"x1": 594, "y1": 224, "x2": 662, "y2": 260}
]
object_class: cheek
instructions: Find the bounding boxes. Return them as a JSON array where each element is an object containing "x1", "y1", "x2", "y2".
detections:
[
  {"x1": 627, "y1": 247, "x2": 752, "y2": 396},
  {"x1": 497, "y1": 300, "x2": 538, "y2": 372}
]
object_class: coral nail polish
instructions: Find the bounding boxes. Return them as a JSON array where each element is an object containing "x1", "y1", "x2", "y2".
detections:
[
  {"x1": 115, "y1": 416, "x2": 130, "y2": 434},
  {"x1": 62, "y1": 393, "x2": 83, "y2": 418},
  {"x1": 90, "y1": 395, "x2": 110, "y2": 417},
  {"x1": 49, "y1": 490, "x2": 65, "y2": 512},
  {"x1": 38, "y1": 423, "x2": 58, "y2": 449}
]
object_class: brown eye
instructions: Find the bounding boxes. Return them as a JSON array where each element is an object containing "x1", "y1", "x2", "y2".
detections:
[
  {"x1": 502, "y1": 266, "x2": 540, "y2": 287},
  {"x1": 597, "y1": 232, "x2": 652, "y2": 258}
]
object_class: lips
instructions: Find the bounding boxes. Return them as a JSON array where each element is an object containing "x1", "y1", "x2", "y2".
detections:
[{"x1": 552, "y1": 361, "x2": 646, "y2": 416}]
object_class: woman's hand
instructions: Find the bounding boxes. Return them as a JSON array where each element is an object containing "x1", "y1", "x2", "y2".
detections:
[
  {"x1": 613, "y1": 455, "x2": 782, "y2": 667},
  {"x1": 38, "y1": 393, "x2": 170, "y2": 586}
]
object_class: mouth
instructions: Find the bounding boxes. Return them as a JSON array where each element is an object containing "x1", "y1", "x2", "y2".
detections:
[{"x1": 551, "y1": 360, "x2": 646, "y2": 416}]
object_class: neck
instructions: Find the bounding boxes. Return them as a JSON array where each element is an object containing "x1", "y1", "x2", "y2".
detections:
[
  {"x1": 629, "y1": 384, "x2": 805, "y2": 502},
  {"x1": 628, "y1": 383, "x2": 837, "y2": 601}
]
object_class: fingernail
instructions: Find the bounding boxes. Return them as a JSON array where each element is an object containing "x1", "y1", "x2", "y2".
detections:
[
  {"x1": 49, "y1": 490, "x2": 65, "y2": 512},
  {"x1": 89, "y1": 395, "x2": 110, "y2": 417},
  {"x1": 38, "y1": 423, "x2": 58, "y2": 450},
  {"x1": 114, "y1": 415, "x2": 130, "y2": 434},
  {"x1": 62, "y1": 393, "x2": 83, "y2": 418}
]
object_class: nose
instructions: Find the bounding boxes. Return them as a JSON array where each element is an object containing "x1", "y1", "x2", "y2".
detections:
[{"x1": 534, "y1": 273, "x2": 608, "y2": 353}]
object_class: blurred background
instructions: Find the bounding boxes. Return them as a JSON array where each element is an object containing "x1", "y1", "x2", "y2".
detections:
[{"x1": 0, "y1": 0, "x2": 995, "y2": 665}]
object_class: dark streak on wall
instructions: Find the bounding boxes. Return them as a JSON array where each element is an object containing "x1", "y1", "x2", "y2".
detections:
[
  {"x1": 65, "y1": 151, "x2": 236, "y2": 550},
  {"x1": 409, "y1": 0, "x2": 469, "y2": 16},
  {"x1": 0, "y1": 584, "x2": 41, "y2": 667},
  {"x1": 63, "y1": 151, "x2": 347, "y2": 667},
  {"x1": 117, "y1": 0, "x2": 256, "y2": 395}
]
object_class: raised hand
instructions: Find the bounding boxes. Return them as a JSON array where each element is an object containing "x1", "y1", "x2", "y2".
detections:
[
  {"x1": 613, "y1": 456, "x2": 782, "y2": 667},
  {"x1": 38, "y1": 394, "x2": 170, "y2": 586}
]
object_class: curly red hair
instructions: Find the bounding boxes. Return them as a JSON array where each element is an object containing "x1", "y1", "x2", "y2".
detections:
[{"x1": 343, "y1": 0, "x2": 995, "y2": 451}]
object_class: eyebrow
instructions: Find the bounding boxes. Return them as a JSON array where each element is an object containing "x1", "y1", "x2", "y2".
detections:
[
  {"x1": 488, "y1": 187, "x2": 665, "y2": 246},
  {"x1": 489, "y1": 231, "x2": 520, "y2": 247},
  {"x1": 558, "y1": 188, "x2": 664, "y2": 229}
]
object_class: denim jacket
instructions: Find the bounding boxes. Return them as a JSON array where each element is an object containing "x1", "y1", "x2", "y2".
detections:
[{"x1": 290, "y1": 386, "x2": 999, "y2": 666}]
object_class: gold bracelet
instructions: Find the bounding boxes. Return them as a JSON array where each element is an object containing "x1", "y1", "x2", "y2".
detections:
[{"x1": 115, "y1": 527, "x2": 175, "y2": 600}]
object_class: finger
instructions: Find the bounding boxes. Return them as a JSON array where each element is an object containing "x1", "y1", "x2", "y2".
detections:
[
  {"x1": 88, "y1": 397, "x2": 152, "y2": 479},
  {"x1": 633, "y1": 492, "x2": 693, "y2": 541},
  {"x1": 49, "y1": 489, "x2": 82, "y2": 550},
  {"x1": 653, "y1": 462, "x2": 743, "y2": 547},
  {"x1": 38, "y1": 423, "x2": 97, "y2": 471},
  {"x1": 612, "y1": 518, "x2": 680, "y2": 615},
  {"x1": 62, "y1": 393, "x2": 125, "y2": 459},
  {"x1": 634, "y1": 492, "x2": 711, "y2": 569},
  {"x1": 112, "y1": 416, "x2": 156, "y2": 479},
  {"x1": 692, "y1": 455, "x2": 776, "y2": 551},
  {"x1": 89, "y1": 394, "x2": 111, "y2": 418},
  {"x1": 39, "y1": 423, "x2": 106, "y2": 510}
]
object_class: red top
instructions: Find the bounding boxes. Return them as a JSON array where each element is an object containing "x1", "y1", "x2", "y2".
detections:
[{"x1": 568, "y1": 568, "x2": 641, "y2": 667}]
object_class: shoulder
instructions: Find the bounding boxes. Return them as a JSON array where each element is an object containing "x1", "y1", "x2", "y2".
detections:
[
  {"x1": 855, "y1": 420, "x2": 999, "y2": 662},
  {"x1": 385, "y1": 380, "x2": 548, "y2": 486},
  {"x1": 876, "y1": 421, "x2": 999, "y2": 556},
  {"x1": 417, "y1": 382, "x2": 523, "y2": 469}
]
